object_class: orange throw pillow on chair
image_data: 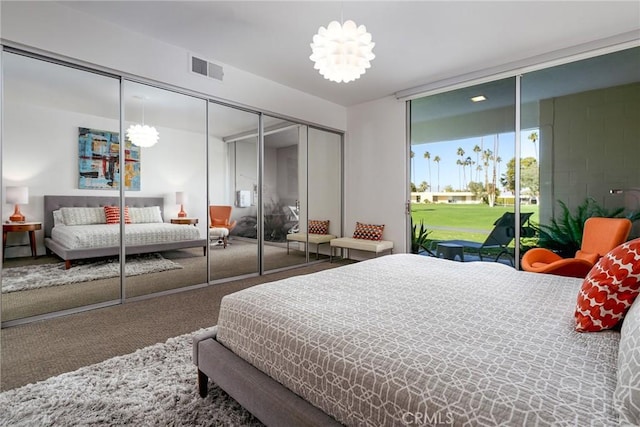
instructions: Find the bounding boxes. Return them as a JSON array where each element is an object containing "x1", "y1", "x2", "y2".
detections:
[{"x1": 575, "y1": 238, "x2": 640, "y2": 332}]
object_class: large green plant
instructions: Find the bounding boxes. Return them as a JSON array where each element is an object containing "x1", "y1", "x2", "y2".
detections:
[
  {"x1": 535, "y1": 198, "x2": 640, "y2": 257},
  {"x1": 411, "y1": 218, "x2": 432, "y2": 255}
]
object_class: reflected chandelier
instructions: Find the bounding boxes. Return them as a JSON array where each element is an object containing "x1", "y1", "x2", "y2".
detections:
[
  {"x1": 310, "y1": 19, "x2": 375, "y2": 83},
  {"x1": 127, "y1": 96, "x2": 159, "y2": 148}
]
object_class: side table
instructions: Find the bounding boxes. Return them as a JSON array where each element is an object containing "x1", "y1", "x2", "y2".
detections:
[
  {"x1": 3, "y1": 221, "x2": 42, "y2": 259},
  {"x1": 171, "y1": 218, "x2": 199, "y2": 226}
]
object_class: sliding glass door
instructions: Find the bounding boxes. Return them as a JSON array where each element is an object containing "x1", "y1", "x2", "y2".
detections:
[
  {"x1": 410, "y1": 78, "x2": 518, "y2": 265},
  {"x1": 410, "y1": 46, "x2": 640, "y2": 268}
]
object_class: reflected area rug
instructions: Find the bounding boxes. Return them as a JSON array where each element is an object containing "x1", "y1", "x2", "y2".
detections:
[
  {"x1": 1, "y1": 253, "x2": 183, "y2": 293},
  {"x1": 0, "y1": 329, "x2": 262, "y2": 426}
]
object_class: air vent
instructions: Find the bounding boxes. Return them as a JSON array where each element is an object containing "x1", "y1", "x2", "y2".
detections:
[{"x1": 190, "y1": 54, "x2": 224, "y2": 81}]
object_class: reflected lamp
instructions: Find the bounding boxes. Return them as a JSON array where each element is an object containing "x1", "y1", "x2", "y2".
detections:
[
  {"x1": 6, "y1": 186, "x2": 28, "y2": 222},
  {"x1": 176, "y1": 191, "x2": 187, "y2": 218}
]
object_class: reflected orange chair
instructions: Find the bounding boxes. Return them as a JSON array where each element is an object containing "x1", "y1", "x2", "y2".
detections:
[
  {"x1": 209, "y1": 205, "x2": 237, "y2": 234},
  {"x1": 522, "y1": 217, "x2": 632, "y2": 278}
]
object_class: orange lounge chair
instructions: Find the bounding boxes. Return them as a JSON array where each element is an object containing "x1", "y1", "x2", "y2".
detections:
[{"x1": 521, "y1": 217, "x2": 632, "y2": 278}]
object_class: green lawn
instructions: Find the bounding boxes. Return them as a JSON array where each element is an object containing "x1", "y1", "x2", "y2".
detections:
[{"x1": 411, "y1": 203, "x2": 539, "y2": 244}]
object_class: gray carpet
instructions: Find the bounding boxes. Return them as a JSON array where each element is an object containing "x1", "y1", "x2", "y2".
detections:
[
  {"x1": 1, "y1": 253, "x2": 183, "y2": 293},
  {"x1": 0, "y1": 329, "x2": 263, "y2": 427}
]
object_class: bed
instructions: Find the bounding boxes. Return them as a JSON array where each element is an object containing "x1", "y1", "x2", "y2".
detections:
[
  {"x1": 44, "y1": 195, "x2": 207, "y2": 269},
  {"x1": 193, "y1": 253, "x2": 640, "y2": 426}
]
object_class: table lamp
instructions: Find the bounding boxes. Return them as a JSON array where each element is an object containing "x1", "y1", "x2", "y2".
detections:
[
  {"x1": 6, "y1": 186, "x2": 28, "y2": 222},
  {"x1": 176, "y1": 191, "x2": 187, "y2": 218}
]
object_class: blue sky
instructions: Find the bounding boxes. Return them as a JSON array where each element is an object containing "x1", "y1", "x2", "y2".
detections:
[{"x1": 411, "y1": 129, "x2": 539, "y2": 192}]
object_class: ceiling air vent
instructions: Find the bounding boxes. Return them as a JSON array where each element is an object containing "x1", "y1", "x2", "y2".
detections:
[{"x1": 190, "y1": 54, "x2": 224, "y2": 81}]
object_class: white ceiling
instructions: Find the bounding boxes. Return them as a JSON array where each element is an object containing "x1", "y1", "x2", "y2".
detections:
[{"x1": 58, "y1": 1, "x2": 640, "y2": 107}]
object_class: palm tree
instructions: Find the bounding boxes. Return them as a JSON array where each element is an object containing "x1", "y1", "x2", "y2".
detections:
[
  {"x1": 423, "y1": 151, "x2": 431, "y2": 192},
  {"x1": 456, "y1": 147, "x2": 465, "y2": 190},
  {"x1": 473, "y1": 144, "x2": 481, "y2": 181},
  {"x1": 433, "y1": 155, "x2": 441, "y2": 191},
  {"x1": 456, "y1": 159, "x2": 463, "y2": 190},
  {"x1": 465, "y1": 156, "x2": 473, "y2": 189},
  {"x1": 410, "y1": 150, "x2": 415, "y2": 186},
  {"x1": 528, "y1": 131, "x2": 538, "y2": 160}
]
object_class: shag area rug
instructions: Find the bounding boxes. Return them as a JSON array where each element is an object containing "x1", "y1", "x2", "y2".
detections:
[
  {"x1": 1, "y1": 253, "x2": 183, "y2": 293},
  {"x1": 0, "y1": 329, "x2": 262, "y2": 426}
]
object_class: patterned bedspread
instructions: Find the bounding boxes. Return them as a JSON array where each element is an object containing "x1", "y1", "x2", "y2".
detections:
[
  {"x1": 217, "y1": 254, "x2": 620, "y2": 426},
  {"x1": 51, "y1": 223, "x2": 201, "y2": 249}
]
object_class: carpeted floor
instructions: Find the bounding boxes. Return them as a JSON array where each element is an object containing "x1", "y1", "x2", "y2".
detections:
[
  {"x1": 0, "y1": 259, "x2": 353, "y2": 392},
  {"x1": 2, "y1": 239, "x2": 325, "y2": 322},
  {"x1": 0, "y1": 329, "x2": 263, "y2": 427}
]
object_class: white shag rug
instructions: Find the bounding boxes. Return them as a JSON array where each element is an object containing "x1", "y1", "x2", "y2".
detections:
[
  {"x1": 2, "y1": 253, "x2": 183, "y2": 293},
  {"x1": 0, "y1": 329, "x2": 262, "y2": 426}
]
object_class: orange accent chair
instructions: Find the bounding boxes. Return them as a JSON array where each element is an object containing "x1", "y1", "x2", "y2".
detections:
[
  {"x1": 209, "y1": 205, "x2": 237, "y2": 234},
  {"x1": 522, "y1": 217, "x2": 632, "y2": 278}
]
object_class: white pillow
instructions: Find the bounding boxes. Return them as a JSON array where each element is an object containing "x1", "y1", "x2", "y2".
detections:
[
  {"x1": 128, "y1": 206, "x2": 163, "y2": 224},
  {"x1": 615, "y1": 296, "x2": 640, "y2": 424},
  {"x1": 52, "y1": 209, "x2": 65, "y2": 227},
  {"x1": 60, "y1": 207, "x2": 106, "y2": 225}
]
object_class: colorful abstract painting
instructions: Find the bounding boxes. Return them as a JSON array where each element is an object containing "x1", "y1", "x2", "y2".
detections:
[{"x1": 78, "y1": 127, "x2": 141, "y2": 190}]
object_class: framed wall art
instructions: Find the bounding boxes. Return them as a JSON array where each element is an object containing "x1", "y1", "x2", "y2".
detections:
[{"x1": 78, "y1": 127, "x2": 140, "y2": 190}]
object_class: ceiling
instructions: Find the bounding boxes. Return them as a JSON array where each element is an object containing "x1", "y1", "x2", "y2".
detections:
[{"x1": 58, "y1": 1, "x2": 640, "y2": 107}]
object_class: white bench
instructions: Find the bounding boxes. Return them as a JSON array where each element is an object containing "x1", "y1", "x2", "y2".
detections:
[
  {"x1": 209, "y1": 227, "x2": 230, "y2": 248},
  {"x1": 330, "y1": 237, "x2": 394, "y2": 262},
  {"x1": 286, "y1": 233, "x2": 336, "y2": 259}
]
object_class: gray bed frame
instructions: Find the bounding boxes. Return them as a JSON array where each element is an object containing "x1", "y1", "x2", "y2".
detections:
[
  {"x1": 193, "y1": 327, "x2": 342, "y2": 426},
  {"x1": 44, "y1": 195, "x2": 207, "y2": 269}
]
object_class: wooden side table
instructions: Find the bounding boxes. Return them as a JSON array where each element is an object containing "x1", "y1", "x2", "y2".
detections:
[
  {"x1": 171, "y1": 218, "x2": 198, "y2": 226},
  {"x1": 3, "y1": 222, "x2": 42, "y2": 259}
]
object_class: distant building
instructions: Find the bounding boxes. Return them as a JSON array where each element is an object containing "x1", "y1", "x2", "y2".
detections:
[{"x1": 411, "y1": 191, "x2": 477, "y2": 204}]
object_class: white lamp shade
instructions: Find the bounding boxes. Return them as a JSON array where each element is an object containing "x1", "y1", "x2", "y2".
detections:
[
  {"x1": 6, "y1": 186, "x2": 28, "y2": 205},
  {"x1": 175, "y1": 191, "x2": 186, "y2": 204},
  {"x1": 126, "y1": 124, "x2": 159, "y2": 148},
  {"x1": 310, "y1": 19, "x2": 375, "y2": 83}
]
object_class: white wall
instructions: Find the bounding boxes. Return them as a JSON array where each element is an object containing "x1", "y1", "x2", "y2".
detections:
[
  {"x1": 0, "y1": 1, "x2": 346, "y2": 131},
  {"x1": 345, "y1": 96, "x2": 408, "y2": 256}
]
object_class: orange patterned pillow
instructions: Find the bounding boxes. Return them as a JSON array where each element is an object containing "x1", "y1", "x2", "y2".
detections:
[
  {"x1": 575, "y1": 238, "x2": 640, "y2": 332},
  {"x1": 352, "y1": 222, "x2": 384, "y2": 241},
  {"x1": 308, "y1": 220, "x2": 329, "y2": 234},
  {"x1": 104, "y1": 206, "x2": 131, "y2": 224}
]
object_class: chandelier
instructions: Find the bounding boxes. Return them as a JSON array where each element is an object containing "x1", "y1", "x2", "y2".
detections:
[
  {"x1": 127, "y1": 96, "x2": 159, "y2": 148},
  {"x1": 310, "y1": 19, "x2": 375, "y2": 83}
]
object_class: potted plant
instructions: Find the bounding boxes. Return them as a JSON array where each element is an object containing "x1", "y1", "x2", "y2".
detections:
[{"x1": 411, "y1": 218, "x2": 433, "y2": 255}]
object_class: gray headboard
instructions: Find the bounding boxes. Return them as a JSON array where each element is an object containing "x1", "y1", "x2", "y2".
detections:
[{"x1": 43, "y1": 195, "x2": 164, "y2": 238}]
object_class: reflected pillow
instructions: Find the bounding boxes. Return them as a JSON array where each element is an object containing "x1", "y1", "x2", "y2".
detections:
[
  {"x1": 352, "y1": 222, "x2": 384, "y2": 241},
  {"x1": 575, "y1": 238, "x2": 640, "y2": 332},
  {"x1": 104, "y1": 206, "x2": 131, "y2": 224},
  {"x1": 128, "y1": 206, "x2": 163, "y2": 224},
  {"x1": 52, "y1": 209, "x2": 65, "y2": 227},
  {"x1": 61, "y1": 207, "x2": 106, "y2": 226},
  {"x1": 308, "y1": 220, "x2": 329, "y2": 234}
]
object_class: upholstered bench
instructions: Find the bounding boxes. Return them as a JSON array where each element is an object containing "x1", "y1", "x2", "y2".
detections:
[
  {"x1": 209, "y1": 227, "x2": 230, "y2": 248},
  {"x1": 330, "y1": 237, "x2": 393, "y2": 262},
  {"x1": 286, "y1": 233, "x2": 336, "y2": 259}
]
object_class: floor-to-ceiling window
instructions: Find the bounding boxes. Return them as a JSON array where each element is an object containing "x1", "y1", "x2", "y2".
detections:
[
  {"x1": 409, "y1": 77, "x2": 519, "y2": 265},
  {"x1": 410, "y1": 45, "x2": 640, "y2": 268}
]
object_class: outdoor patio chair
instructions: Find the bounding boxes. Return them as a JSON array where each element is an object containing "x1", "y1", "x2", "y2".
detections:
[{"x1": 433, "y1": 212, "x2": 534, "y2": 265}]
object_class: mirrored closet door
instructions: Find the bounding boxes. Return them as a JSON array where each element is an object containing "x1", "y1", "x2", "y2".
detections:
[
  {"x1": 122, "y1": 81, "x2": 208, "y2": 299},
  {"x1": 1, "y1": 52, "x2": 121, "y2": 323},
  {"x1": 208, "y1": 102, "x2": 260, "y2": 281},
  {"x1": 262, "y1": 116, "x2": 308, "y2": 272}
]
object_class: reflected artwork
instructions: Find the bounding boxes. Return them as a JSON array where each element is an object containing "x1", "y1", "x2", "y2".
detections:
[{"x1": 78, "y1": 127, "x2": 140, "y2": 190}]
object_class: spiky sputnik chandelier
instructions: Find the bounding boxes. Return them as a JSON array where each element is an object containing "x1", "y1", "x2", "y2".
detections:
[{"x1": 310, "y1": 19, "x2": 375, "y2": 83}]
